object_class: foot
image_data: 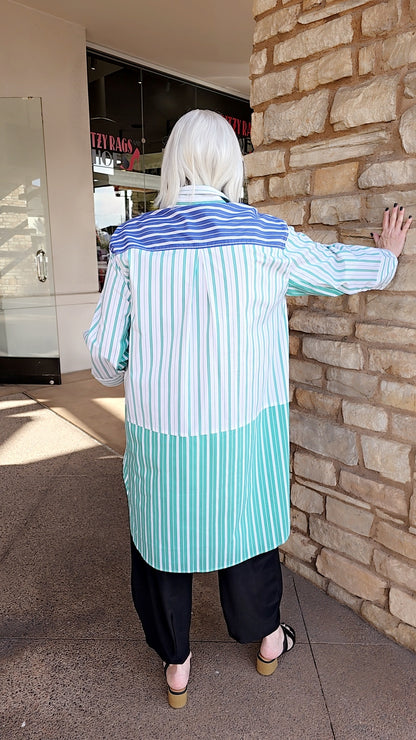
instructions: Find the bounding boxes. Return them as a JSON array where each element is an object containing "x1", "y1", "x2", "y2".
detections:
[
  {"x1": 164, "y1": 652, "x2": 192, "y2": 693},
  {"x1": 259, "y1": 624, "x2": 295, "y2": 661}
]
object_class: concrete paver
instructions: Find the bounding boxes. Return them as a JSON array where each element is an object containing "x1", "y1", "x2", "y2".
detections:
[
  {"x1": 1, "y1": 375, "x2": 415, "y2": 739},
  {"x1": 313, "y1": 644, "x2": 416, "y2": 740}
]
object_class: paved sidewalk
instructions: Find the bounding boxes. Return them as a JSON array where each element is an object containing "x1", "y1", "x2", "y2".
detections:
[{"x1": 1, "y1": 374, "x2": 415, "y2": 739}]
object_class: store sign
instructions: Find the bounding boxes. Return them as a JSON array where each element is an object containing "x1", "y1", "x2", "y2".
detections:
[
  {"x1": 90, "y1": 132, "x2": 141, "y2": 171},
  {"x1": 223, "y1": 116, "x2": 252, "y2": 154},
  {"x1": 90, "y1": 132, "x2": 134, "y2": 153},
  {"x1": 224, "y1": 116, "x2": 251, "y2": 138},
  {"x1": 91, "y1": 113, "x2": 252, "y2": 173}
]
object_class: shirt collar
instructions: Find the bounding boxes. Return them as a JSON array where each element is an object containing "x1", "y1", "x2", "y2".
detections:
[{"x1": 176, "y1": 185, "x2": 229, "y2": 205}]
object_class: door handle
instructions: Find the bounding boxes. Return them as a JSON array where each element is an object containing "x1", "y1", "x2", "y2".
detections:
[{"x1": 36, "y1": 248, "x2": 48, "y2": 282}]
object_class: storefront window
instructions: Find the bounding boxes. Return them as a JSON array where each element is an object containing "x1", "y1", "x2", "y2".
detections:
[{"x1": 87, "y1": 51, "x2": 252, "y2": 289}]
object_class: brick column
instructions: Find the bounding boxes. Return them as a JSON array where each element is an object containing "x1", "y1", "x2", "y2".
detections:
[{"x1": 248, "y1": 0, "x2": 416, "y2": 652}]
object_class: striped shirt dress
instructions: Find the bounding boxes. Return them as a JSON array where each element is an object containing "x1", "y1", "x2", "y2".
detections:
[{"x1": 85, "y1": 186, "x2": 398, "y2": 573}]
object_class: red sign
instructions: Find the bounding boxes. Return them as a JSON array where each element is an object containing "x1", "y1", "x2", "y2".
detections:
[
  {"x1": 90, "y1": 132, "x2": 134, "y2": 153},
  {"x1": 91, "y1": 131, "x2": 141, "y2": 171},
  {"x1": 224, "y1": 116, "x2": 251, "y2": 137}
]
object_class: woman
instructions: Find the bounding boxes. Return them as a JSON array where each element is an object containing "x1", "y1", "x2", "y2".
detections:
[{"x1": 85, "y1": 110, "x2": 411, "y2": 708}]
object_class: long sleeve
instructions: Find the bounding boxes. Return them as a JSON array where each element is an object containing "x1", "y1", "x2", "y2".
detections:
[
  {"x1": 84, "y1": 253, "x2": 131, "y2": 386},
  {"x1": 285, "y1": 226, "x2": 398, "y2": 297}
]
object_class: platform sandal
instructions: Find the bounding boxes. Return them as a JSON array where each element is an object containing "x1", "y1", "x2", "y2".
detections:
[
  {"x1": 256, "y1": 623, "x2": 296, "y2": 676},
  {"x1": 163, "y1": 662, "x2": 189, "y2": 708}
]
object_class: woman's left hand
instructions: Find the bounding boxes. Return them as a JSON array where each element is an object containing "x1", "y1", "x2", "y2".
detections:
[{"x1": 372, "y1": 204, "x2": 412, "y2": 258}]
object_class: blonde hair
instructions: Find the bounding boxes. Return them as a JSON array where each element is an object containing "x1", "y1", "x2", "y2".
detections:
[{"x1": 155, "y1": 109, "x2": 244, "y2": 209}]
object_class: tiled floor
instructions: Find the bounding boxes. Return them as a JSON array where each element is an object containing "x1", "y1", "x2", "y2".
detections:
[{"x1": 1, "y1": 373, "x2": 415, "y2": 739}]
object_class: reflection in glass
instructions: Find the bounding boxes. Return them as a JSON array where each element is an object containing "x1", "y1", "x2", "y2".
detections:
[{"x1": 0, "y1": 97, "x2": 59, "y2": 359}]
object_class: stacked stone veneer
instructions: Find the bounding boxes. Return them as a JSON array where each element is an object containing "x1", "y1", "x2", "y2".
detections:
[{"x1": 247, "y1": 0, "x2": 416, "y2": 651}]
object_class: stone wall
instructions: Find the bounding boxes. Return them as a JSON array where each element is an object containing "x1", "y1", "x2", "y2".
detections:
[{"x1": 248, "y1": 0, "x2": 416, "y2": 651}]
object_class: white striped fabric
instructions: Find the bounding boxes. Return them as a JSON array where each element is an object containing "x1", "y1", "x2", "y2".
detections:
[{"x1": 85, "y1": 187, "x2": 398, "y2": 572}]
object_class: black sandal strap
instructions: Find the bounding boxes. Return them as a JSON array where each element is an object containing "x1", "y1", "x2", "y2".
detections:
[
  {"x1": 257, "y1": 651, "x2": 277, "y2": 665},
  {"x1": 168, "y1": 686, "x2": 188, "y2": 696},
  {"x1": 281, "y1": 623, "x2": 296, "y2": 654}
]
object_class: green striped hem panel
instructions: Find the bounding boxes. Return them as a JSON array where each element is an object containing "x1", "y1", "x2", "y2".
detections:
[{"x1": 124, "y1": 403, "x2": 291, "y2": 573}]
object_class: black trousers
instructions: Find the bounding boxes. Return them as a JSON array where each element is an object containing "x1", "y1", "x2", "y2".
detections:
[{"x1": 130, "y1": 538, "x2": 283, "y2": 664}]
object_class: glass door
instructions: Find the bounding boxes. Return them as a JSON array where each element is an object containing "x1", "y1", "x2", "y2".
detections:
[{"x1": 0, "y1": 97, "x2": 60, "y2": 384}]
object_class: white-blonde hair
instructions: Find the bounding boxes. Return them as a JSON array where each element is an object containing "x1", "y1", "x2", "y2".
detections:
[{"x1": 155, "y1": 109, "x2": 244, "y2": 209}]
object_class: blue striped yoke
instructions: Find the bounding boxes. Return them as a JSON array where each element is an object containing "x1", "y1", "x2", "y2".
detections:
[{"x1": 110, "y1": 200, "x2": 288, "y2": 253}]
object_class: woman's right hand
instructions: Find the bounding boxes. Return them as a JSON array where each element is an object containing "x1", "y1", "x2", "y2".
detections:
[{"x1": 372, "y1": 204, "x2": 412, "y2": 258}]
